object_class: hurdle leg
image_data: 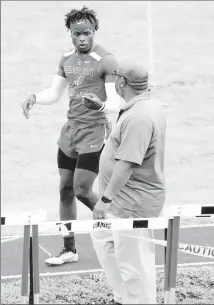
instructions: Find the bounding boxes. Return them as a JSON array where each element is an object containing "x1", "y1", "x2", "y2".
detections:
[
  {"x1": 164, "y1": 216, "x2": 180, "y2": 304},
  {"x1": 32, "y1": 225, "x2": 40, "y2": 304},
  {"x1": 164, "y1": 228, "x2": 167, "y2": 264},
  {"x1": 21, "y1": 225, "x2": 31, "y2": 304},
  {"x1": 29, "y1": 236, "x2": 34, "y2": 305}
]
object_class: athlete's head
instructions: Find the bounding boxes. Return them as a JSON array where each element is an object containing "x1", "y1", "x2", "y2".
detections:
[
  {"x1": 112, "y1": 59, "x2": 149, "y2": 100},
  {"x1": 65, "y1": 6, "x2": 99, "y2": 53}
]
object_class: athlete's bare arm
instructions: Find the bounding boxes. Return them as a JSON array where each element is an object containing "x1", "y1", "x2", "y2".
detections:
[
  {"x1": 82, "y1": 54, "x2": 121, "y2": 113},
  {"x1": 22, "y1": 56, "x2": 68, "y2": 119},
  {"x1": 98, "y1": 54, "x2": 119, "y2": 83}
]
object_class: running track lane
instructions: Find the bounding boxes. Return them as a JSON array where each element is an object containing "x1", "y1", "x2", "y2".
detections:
[{"x1": 1, "y1": 226, "x2": 214, "y2": 277}]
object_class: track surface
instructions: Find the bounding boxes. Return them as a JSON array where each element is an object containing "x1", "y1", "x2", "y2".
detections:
[{"x1": 1, "y1": 226, "x2": 214, "y2": 277}]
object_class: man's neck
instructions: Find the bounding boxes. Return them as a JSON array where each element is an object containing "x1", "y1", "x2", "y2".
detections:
[
  {"x1": 124, "y1": 89, "x2": 148, "y2": 104},
  {"x1": 123, "y1": 91, "x2": 138, "y2": 103}
]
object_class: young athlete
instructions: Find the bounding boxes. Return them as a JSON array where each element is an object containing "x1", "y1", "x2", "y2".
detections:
[{"x1": 22, "y1": 6, "x2": 120, "y2": 265}]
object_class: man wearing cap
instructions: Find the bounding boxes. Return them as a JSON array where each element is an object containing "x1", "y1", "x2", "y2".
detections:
[
  {"x1": 83, "y1": 59, "x2": 166, "y2": 304},
  {"x1": 21, "y1": 6, "x2": 120, "y2": 266}
]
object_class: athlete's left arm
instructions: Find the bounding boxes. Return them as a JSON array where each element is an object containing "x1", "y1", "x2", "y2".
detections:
[
  {"x1": 82, "y1": 55, "x2": 123, "y2": 113},
  {"x1": 99, "y1": 54, "x2": 123, "y2": 113}
]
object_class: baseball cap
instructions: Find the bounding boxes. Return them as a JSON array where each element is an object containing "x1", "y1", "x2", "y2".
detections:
[{"x1": 113, "y1": 59, "x2": 149, "y2": 91}]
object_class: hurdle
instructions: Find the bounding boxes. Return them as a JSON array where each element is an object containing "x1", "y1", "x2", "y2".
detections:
[{"x1": 1, "y1": 204, "x2": 214, "y2": 304}]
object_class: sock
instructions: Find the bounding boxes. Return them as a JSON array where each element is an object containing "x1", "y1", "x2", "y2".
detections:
[{"x1": 64, "y1": 233, "x2": 76, "y2": 253}]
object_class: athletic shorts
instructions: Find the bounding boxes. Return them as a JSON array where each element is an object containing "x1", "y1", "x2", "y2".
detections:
[
  {"x1": 57, "y1": 122, "x2": 106, "y2": 173},
  {"x1": 57, "y1": 146, "x2": 104, "y2": 174},
  {"x1": 58, "y1": 122, "x2": 106, "y2": 157}
]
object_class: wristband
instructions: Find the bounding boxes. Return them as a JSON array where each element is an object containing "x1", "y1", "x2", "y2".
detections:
[
  {"x1": 101, "y1": 195, "x2": 112, "y2": 203},
  {"x1": 98, "y1": 103, "x2": 106, "y2": 112}
]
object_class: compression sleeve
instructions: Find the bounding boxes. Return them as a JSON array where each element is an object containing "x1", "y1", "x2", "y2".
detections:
[{"x1": 35, "y1": 74, "x2": 68, "y2": 105}]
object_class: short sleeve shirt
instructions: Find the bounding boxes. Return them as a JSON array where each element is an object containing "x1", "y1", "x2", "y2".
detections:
[{"x1": 98, "y1": 91, "x2": 166, "y2": 218}]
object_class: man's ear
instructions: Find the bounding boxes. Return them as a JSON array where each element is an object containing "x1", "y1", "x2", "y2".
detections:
[{"x1": 120, "y1": 77, "x2": 126, "y2": 88}]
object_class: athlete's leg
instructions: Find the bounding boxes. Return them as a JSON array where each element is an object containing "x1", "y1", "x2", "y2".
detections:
[
  {"x1": 45, "y1": 125, "x2": 105, "y2": 265},
  {"x1": 59, "y1": 169, "x2": 76, "y2": 220},
  {"x1": 73, "y1": 123, "x2": 105, "y2": 209},
  {"x1": 59, "y1": 170, "x2": 76, "y2": 253},
  {"x1": 58, "y1": 148, "x2": 78, "y2": 253},
  {"x1": 74, "y1": 169, "x2": 98, "y2": 210},
  {"x1": 45, "y1": 148, "x2": 78, "y2": 265},
  {"x1": 73, "y1": 146, "x2": 104, "y2": 210}
]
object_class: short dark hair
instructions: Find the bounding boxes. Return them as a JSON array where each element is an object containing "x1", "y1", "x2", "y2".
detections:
[{"x1": 65, "y1": 6, "x2": 99, "y2": 31}]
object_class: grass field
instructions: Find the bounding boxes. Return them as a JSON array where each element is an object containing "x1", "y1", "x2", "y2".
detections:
[
  {"x1": 1, "y1": 1, "x2": 214, "y2": 304},
  {"x1": 1, "y1": 266, "x2": 214, "y2": 304}
]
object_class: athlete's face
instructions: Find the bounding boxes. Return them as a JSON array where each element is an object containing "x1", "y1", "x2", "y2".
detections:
[{"x1": 71, "y1": 29, "x2": 95, "y2": 53}]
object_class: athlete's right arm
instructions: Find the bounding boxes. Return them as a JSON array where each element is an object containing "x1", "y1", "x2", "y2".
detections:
[{"x1": 22, "y1": 56, "x2": 68, "y2": 119}]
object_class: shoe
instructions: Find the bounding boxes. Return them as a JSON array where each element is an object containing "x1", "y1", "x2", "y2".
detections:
[{"x1": 45, "y1": 247, "x2": 78, "y2": 265}]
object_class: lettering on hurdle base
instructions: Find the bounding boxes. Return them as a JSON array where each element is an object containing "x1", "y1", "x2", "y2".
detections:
[{"x1": 93, "y1": 221, "x2": 112, "y2": 230}]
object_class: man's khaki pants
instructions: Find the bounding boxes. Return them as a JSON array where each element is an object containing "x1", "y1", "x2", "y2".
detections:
[{"x1": 90, "y1": 215, "x2": 156, "y2": 304}]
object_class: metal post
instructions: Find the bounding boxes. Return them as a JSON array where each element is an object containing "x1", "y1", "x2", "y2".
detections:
[
  {"x1": 164, "y1": 217, "x2": 180, "y2": 304},
  {"x1": 29, "y1": 236, "x2": 34, "y2": 305},
  {"x1": 32, "y1": 225, "x2": 40, "y2": 304},
  {"x1": 21, "y1": 225, "x2": 31, "y2": 304}
]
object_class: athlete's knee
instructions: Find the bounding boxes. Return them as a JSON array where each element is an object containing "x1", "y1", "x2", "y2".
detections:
[
  {"x1": 74, "y1": 184, "x2": 91, "y2": 202},
  {"x1": 59, "y1": 180, "x2": 75, "y2": 204}
]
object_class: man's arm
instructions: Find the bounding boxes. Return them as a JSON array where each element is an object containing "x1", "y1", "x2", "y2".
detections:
[
  {"x1": 93, "y1": 118, "x2": 152, "y2": 219},
  {"x1": 103, "y1": 118, "x2": 152, "y2": 200},
  {"x1": 93, "y1": 158, "x2": 134, "y2": 219},
  {"x1": 102, "y1": 160, "x2": 134, "y2": 200}
]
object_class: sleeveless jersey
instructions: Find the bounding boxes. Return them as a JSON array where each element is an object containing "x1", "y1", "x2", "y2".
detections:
[{"x1": 62, "y1": 44, "x2": 111, "y2": 128}]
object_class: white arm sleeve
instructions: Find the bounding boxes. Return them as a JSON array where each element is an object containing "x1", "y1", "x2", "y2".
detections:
[
  {"x1": 105, "y1": 83, "x2": 124, "y2": 113},
  {"x1": 35, "y1": 75, "x2": 68, "y2": 105}
]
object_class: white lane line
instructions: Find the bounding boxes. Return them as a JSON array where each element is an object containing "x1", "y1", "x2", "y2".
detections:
[
  {"x1": 156, "y1": 261, "x2": 214, "y2": 268},
  {"x1": 180, "y1": 224, "x2": 214, "y2": 228},
  {"x1": 1, "y1": 269, "x2": 104, "y2": 280},
  {"x1": 2, "y1": 262, "x2": 214, "y2": 281},
  {"x1": 39, "y1": 244, "x2": 51, "y2": 257},
  {"x1": 1, "y1": 231, "x2": 90, "y2": 242},
  {"x1": 1, "y1": 237, "x2": 20, "y2": 243}
]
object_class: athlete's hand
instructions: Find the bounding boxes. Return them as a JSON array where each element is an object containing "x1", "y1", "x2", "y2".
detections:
[
  {"x1": 82, "y1": 93, "x2": 103, "y2": 111},
  {"x1": 93, "y1": 199, "x2": 110, "y2": 220},
  {"x1": 22, "y1": 94, "x2": 36, "y2": 119}
]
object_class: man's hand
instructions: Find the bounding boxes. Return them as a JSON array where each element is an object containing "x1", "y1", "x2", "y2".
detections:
[
  {"x1": 22, "y1": 94, "x2": 36, "y2": 119},
  {"x1": 93, "y1": 199, "x2": 111, "y2": 220},
  {"x1": 82, "y1": 93, "x2": 103, "y2": 111}
]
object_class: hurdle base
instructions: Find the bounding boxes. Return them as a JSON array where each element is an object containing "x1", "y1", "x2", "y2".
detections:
[
  {"x1": 164, "y1": 288, "x2": 175, "y2": 304},
  {"x1": 34, "y1": 294, "x2": 40, "y2": 304},
  {"x1": 21, "y1": 296, "x2": 29, "y2": 304}
]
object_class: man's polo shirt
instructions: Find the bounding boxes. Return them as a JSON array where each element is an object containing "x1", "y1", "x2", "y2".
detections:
[{"x1": 98, "y1": 91, "x2": 167, "y2": 218}]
